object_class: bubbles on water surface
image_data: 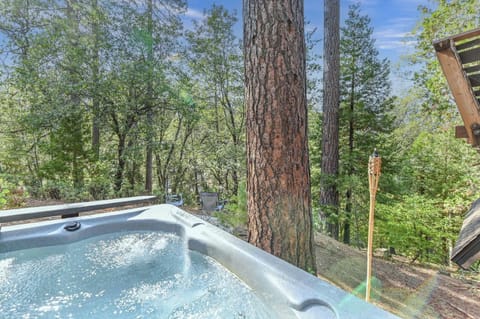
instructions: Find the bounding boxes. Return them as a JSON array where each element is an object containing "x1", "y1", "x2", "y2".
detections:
[
  {"x1": 85, "y1": 232, "x2": 176, "y2": 269},
  {"x1": 0, "y1": 231, "x2": 275, "y2": 319},
  {"x1": 0, "y1": 258, "x2": 14, "y2": 283}
]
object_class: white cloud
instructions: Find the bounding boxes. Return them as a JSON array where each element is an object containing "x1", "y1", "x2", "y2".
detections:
[
  {"x1": 184, "y1": 8, "x2": 205, "y2": 20},
  {"x1": 375, "y1": 28, "x2": 416, "y2": 51},
  {"x1": 392, "y1": 0, "x2": 428, "y2": 5},
  {"x1": 373, "y1": 17, "x2": 417, "y2": 51},
  {"x1": 377, "y1": 40, "x2": 416, "y2": 50},
  {"x1": 348, "y1": 0, "x2": 379, "y2": 6},
  {"x1": 375, "y1": 29, "x2": 409, "y2": 40}
]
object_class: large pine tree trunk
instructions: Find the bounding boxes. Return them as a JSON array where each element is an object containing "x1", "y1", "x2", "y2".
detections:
[
  {"x1": 244, "y1": 0, "x2": 316, "y2": 272},
  {"x1": 320, "y1": 0, "x2": 340, "y2": 239}
]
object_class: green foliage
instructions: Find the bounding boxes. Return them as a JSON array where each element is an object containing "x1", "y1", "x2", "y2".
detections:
[
  {"x1": 376, "y1": 129, "x2": 479, "y2": 264},
  {"x1": 306, "y1": 23, "x2": 322, "y2": 110},
  {"x1": 186, "y1": 4, "x2": 245, "y2": 198},
  {"x1": 411, "y1": 0, "x2": 480, "y2": 117},
  {"x1": 85, "y1": 161, "x2": 114, "y2": 200},
  {"x1": 309, "y1": 1, "x2": 480, "y2": 268},
  {"x1": 312, "y1": 3, "x2": 395, "y2": 243},
  {"x1": 0, "y1": 2, "x2": 246, "y2": 204},
  {"x1": 0, "y1": 178, "x2": 10, "y2": 209},
  {"x1": 405, "y1": 130, "x2": 479, "y2": 200},
  {"x1": 0, "y1": 176, "x2": 29, "y2": 209},
  {"x1": 376, "y1": 0, "x2": 480, "y2": 261},
  {"x1": 0, "y1": 0, "x2": 478, "y2": 272},
  {"x1": 216, "y1": 181, "x2": 248, "y2": 229},
  {"x1": 377, "y1": 195, "x2": 460, "y2": 264}
]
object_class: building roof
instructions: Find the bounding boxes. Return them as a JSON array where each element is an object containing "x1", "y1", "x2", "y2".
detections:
[
  {"x1": 434, "y1": 28, "x2": 480, "y2": 268},
  {"x1": 450, "y1": 199, "x2": 480, "y2": 269}
]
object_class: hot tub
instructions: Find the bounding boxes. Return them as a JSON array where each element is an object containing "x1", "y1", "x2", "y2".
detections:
[{"x1": 0, "y1": 203, "x2": 399, "y2": 318}]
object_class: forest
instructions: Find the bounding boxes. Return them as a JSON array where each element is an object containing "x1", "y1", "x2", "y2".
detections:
[{"x1": 1, "y1": 0, "x2": 480, "y2": 270}]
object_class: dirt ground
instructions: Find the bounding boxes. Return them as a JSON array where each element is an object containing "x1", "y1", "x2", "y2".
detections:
[{"x1": 314, "y1": 233, "x2": 480, "y2": 319}]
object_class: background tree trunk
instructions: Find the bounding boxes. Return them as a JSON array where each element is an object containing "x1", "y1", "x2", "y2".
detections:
[
  {"x1": 244, "y1": 0, "x2": 316, "y2": 272},
  {"x1": 144, "y1": 0, "x2": 154, "y2": 194},
  {"x1": 320, "y1": 0, "x2": 340, "y2": 239},
  {"x1": 91, "y1": 0, "x2": 101, "y2": 159},
  {"x1": 66, "y1": 0, "x2": 85, "y2": 190},
  {"x1": 344, "y1": 71, "x2": 355, "y2": 245}
]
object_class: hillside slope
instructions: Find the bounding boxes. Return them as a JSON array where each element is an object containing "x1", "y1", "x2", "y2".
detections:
[{"x1": 314, "y1": 233, "x2": 480, "y2": 319}]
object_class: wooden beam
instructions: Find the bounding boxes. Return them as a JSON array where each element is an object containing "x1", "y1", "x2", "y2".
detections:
[
  {"x1": 433, "y1": 38, "x2": 451, "y2": 51},
  {"x1": 434, "y1": 28, "x2": 480, "y2": 52},
  {"x1": 435, "y1": 40, "x2": 480, "y2": 146},
  {"x1": 451, "y1": 27, "x2": 480, "y2": 42},
  {"x1": 455, "y1": 126, "x2": 468, "y2": 139}
]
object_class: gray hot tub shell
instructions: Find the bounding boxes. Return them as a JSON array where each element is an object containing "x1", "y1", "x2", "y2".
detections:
[{"x1": 0, "y1": 204, "x2": 399, "y2": 319}]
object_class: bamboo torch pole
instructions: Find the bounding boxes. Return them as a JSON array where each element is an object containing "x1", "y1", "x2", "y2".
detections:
[{"x1": 366, "y1": 149, "x2": 381, "y2": 302}]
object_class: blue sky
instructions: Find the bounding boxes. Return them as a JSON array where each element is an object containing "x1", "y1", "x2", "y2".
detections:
[
  {"x1": 184, "y1": 0, "x2": 433, "y2": 93},
  {"x1": 185, "y1": 0, "x2": 428, "y2": 61}
]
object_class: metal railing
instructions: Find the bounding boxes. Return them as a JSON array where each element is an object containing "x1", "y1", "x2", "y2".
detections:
[{"x1": 0, "y1": 196, "x2": 157, "y2": 230}]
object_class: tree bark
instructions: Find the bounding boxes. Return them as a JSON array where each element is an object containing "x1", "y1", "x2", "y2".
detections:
[
  {"x1": 344, "y1": 65, "x2": 355, "y2": 245},
  {"x1": 91, "y1": 0, "x2": 101, "y2": 159},
  {"x1": 66, "y1": 0, "x2": 84, "y2": 189},
  {"x1": 244, "y1": 0, "x2": 316, "y2": 272},
  {"x1": 144, "y1": 0, "x2": 154, "y2": 194},
  {"x1": 320, "y1": 0, "x2": 340, "y2": 239},
  {"x1": 114, "y1": 133, "x2": 126, "y2": 193}
]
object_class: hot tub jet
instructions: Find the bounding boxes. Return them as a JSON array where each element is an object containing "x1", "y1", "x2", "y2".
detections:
[{"x1": 64, "y1": 222, "x2": 81, "y2": 232}]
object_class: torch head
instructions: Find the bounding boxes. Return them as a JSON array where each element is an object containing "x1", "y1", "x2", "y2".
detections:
[{"x1": 368, "y1": 150, "x2": 381, "y2": 176}]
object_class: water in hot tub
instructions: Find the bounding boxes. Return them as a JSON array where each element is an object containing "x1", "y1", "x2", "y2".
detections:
[{"x1": 0, "y1": 231, "x2": 274, "y2": 318}]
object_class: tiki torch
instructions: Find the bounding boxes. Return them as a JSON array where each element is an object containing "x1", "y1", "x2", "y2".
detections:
[{"x1": 366, "y1": 148, "x2": 381, "y2": 302}]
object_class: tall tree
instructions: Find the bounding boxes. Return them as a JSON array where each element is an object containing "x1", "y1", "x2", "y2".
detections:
[
  {"x1": 104, "y1": 0, "x2": 184, "y2": 194},
  {"x1": 320, "y1": 0, "x2": 340, "y2": 239},
  {"x1": 145, "y1": 0, "x2": 154, "y2": 194},
  {"x1": 90, "y1": 0, "x2": 102, "y2": 159},
  {"x1": 186, "y1": 5, "x2": 244, "y2": 197},
  {"x1": 0, "y1": 0, "x2": 47, "y2": 189},
  {"x1": 339, "y1": 4, "x2": 393, "y2": 244},
  {"x1": 244, "y1": 0, "x2": 316, "y2": 271},
  {"x1": 0, "y1": 0, "x2": 91, "y2": 192},
  {"x1": 63, "y1": 0, "x2": 87, "y2": 189}
]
